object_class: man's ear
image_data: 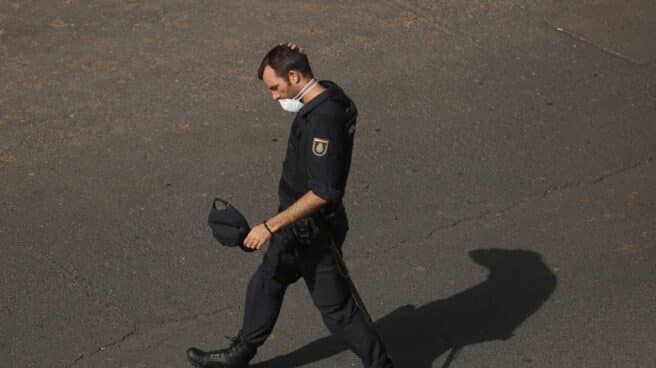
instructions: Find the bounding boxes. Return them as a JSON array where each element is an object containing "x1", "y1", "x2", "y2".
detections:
[{"x1": 288, "y1": 70, "x2": 300, "y2": 85}]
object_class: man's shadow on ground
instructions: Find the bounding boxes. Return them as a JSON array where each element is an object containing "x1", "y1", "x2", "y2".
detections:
[{"x1": 252, "y1": 248, "x2": 557, "y2": 368}]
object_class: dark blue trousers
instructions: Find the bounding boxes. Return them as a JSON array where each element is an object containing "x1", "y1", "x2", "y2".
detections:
[{"x1": 239, "y1": 222, "x2": 394, "y2": 368}]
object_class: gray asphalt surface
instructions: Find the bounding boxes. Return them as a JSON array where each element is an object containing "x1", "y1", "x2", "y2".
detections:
[{"x1": 1, "y1": 1, "x2": 655, "y2": 367}]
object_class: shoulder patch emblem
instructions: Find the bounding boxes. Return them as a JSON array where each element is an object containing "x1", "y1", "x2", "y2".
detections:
[{"x1": 312, "y1": 137, "x2": 329, "y2": 157}]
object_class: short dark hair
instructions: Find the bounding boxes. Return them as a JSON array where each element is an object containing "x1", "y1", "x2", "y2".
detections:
[{"x1": 257, "y1": 45, "x2": 314, "y2": 81}]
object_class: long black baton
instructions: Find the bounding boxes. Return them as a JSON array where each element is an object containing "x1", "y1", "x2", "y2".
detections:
[{"x1": 327, "y1": 239, "x2": 375, "y2": 327}]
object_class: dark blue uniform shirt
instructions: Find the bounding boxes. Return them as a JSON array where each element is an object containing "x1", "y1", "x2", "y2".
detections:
[{"x1": 278, "y1": 80, "x2": 357, "y2": 217}]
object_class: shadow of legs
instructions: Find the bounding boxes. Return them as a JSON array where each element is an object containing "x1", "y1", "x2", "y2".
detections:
[{"x1": 253, "y1": 248, "x2": 557, "y2": 368}]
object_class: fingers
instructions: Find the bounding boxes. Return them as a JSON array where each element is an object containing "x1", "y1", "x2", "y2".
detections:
[
  {"x1": 243, "y1": 236, "x2": 251, "y2": 249},
  {"x1": 285, "y1": 42, "x2": 304, "y2": 53},
  {"x1": 244, "y1": 237, "x2": 259, "y2": 250},
  {"x1": 243, "y1": 226, "x2": 269, "y2": 250},
  {"x1": 243, "y1": 233, "x2": 255, "y2": 249}
]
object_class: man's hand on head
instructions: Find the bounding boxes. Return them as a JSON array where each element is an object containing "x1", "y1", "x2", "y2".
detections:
[
  {"x1": 286, "y1": 42, "x2": 304, "y2": 53},
  {"x1": 243, "y1": 223, "x2": 273, "y2": 250}
]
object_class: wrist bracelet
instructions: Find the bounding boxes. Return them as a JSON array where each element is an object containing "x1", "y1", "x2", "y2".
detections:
[{"x1": 263, "y1": 220, "x2": 274, "y2": 235}]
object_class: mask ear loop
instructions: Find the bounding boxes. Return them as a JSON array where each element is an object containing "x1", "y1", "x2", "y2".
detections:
[
  {"x1": 296, "y1": 79, "x2": 318, "y2": 101},
  {"x1": 293, "y1": 78, "x2": 317, "y2": 100},
  {"x1": 291, "y1": 80, "x2": 311, "y2": 100}
]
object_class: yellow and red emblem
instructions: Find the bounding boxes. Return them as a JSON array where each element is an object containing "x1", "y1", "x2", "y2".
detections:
[{"x1": 312, "y1": 137, "x2": 329, "y2": 157}]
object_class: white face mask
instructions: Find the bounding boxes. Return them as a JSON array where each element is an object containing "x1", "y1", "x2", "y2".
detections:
[{"x1": 278, "y1": 79, "x2": 318, "y2": 113}]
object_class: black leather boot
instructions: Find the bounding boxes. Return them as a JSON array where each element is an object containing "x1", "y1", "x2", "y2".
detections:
[{"x1": 186, "y1": 335, "x2": 256, "y2": 368}]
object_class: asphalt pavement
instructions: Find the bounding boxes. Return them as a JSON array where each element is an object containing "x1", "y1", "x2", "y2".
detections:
[{"x1": 1, "y1": 1, "x2": 654, "y2": 367}]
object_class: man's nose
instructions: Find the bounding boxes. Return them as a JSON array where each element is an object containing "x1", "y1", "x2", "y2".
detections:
[{"x1": 271, "y1": 93, "x2": 280, "y2": 101}]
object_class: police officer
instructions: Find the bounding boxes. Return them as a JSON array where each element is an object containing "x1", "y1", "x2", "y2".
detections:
[{"x1": 186, "y1": 44, "x2": 394, "y2": 368}]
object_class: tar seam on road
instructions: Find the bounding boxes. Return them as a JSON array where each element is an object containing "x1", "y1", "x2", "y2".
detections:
[{"x1": 543, "y1": 18, "x2": 639, "y2": 65}]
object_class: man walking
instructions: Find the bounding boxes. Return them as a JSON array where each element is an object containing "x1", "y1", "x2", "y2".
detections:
[{"x1": 186, "y1": 43, "x2": 394, "y2": 368}]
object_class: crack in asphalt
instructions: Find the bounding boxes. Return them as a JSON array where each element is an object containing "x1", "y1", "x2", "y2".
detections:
[
  {"x1": 347, "y1": 157, "x2": 654, "y2": 262},
  {"x1": 591, "y1": 158, "x2": 652, "y2": 184},
  {"x1": 143, "y1": 305, "x2": 235, "y2": 329},
  {"x1": 8, "y1": 244, "x2": 93, "y2": 299},
  {"x1": 65, "y1": 325, "x2": 137, "y2": 368},
  {"x1": 62, "y1": 305, "x2": 234, "y2": 367},
  {"x1": 348, "y1": 156, "x2": 654, "y2": 269},
  {"x1": 424, "y1": 156, "x2": 654, "y2": 240},
  {"x1": 425, "y1": 200, "x2": 522, "y2": 240},
  {"x1": 540, "y1": 156, "x2": 654, "y2": 198}
]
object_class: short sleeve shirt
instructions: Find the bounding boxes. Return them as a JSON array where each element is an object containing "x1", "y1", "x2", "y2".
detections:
[{"x1": 278, "y1": 81, "x2": 357, "y2": 214}]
